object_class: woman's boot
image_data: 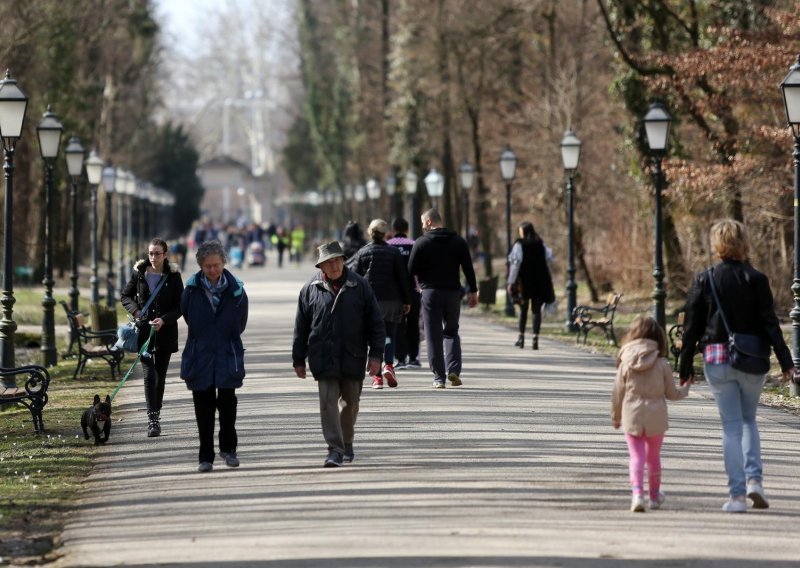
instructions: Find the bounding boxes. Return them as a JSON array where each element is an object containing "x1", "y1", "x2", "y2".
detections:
[
  {"x1": 514, "y1": 334, "x2": 524, "y2": 348},
  {"x1": 532, "y1": 335, "x2": 539, "y2": 350},
  {"x1": 147, "y1": 410, "x2": 161, "y2": 438}
]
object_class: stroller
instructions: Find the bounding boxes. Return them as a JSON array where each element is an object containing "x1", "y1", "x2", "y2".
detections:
[{"x1": 247, "y1": 241, "x2": 266, "y2": 267}]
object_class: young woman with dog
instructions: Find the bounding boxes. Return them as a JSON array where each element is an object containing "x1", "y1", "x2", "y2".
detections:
[
  {"x1": 120, "y1": 237, "x2": 184, "y2": 438},
  {"x1": 180, "y1": 240, "x2": 249, "y2": 472}
]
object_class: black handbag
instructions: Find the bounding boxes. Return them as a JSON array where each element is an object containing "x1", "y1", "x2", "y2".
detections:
[{"x1": 707, "y1": 268, "x2": 771, "y2": 375}]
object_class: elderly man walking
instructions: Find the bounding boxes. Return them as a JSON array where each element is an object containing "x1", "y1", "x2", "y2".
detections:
[
  {"x1": 408, "y1": 209, "x2": 478, "y2": 388},
  {"x1": 292, "y1": 241, "x2": 385, "y2": 467}
]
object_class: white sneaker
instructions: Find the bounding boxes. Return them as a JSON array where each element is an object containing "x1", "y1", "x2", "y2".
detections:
[
  {"x1": 747, "y1": 480, "x2": 769, "y2": 509},
  {"x1": 648, "y1": 492, "x2": 666, "y2": 510},
  {"x1": 722, "y1": 497, "x2": 747, "y2": 513},
  {"x1": 630, "y1": 494, "x2": 646, "y2": 513}
]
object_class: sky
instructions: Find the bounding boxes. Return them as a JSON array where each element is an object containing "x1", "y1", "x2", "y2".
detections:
[{"x1": 154, "y1": 0, "x2": 235, "y2": 56}]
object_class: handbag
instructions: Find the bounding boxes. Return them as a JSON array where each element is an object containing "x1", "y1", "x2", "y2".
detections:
[
  {"x1": 509, "y1": 280, "x2": 524, "y2": 305},
  {"x1": 707, "y1": 268, "x2": 771, "y2": 374},
  {"x1": 115, "y1": 274, "x2": 167, "y2": 353}
]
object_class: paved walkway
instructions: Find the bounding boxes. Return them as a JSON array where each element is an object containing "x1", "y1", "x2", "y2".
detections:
[{"x1": 53, "y1": 262, "x2": 800, "y2": 567}]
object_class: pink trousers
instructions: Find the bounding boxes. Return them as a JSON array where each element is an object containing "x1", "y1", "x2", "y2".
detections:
[{"x1": 625, "y1": 432, "x2": 664, "y2": 499}]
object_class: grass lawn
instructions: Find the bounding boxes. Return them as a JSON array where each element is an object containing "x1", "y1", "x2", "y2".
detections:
[{"x1": 1, "y1": 290, "x2": 126, "y2": 564}]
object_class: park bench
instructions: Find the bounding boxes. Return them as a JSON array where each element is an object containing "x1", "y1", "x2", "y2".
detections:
[
  {"x1": 572, "y1": 292, "x2": 623, "y2": 346},
  {"x1": 0, "y1": 365, "x2": 50, "y2": 433},
  {"x1": 668, "y1": 311, "x2": 685, "y2": 371},
  {"x1": 61, "y1": 301, "x2": 124, "y2": 380}
]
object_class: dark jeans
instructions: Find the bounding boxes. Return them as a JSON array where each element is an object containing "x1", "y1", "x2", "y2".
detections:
[
  {"x1": 141, "y1": 350, "x2": 172, "y2": 412},
  {"x1": 518, "y1": 297, "x2": 544, "y2": 336},
  {"x1": 395, "y1": 291, "x2": 421, "y2": 363},
  {"x1": 421, "y1": 288, "x2": 463, "y2": 382},
  {"x1": 192, "y1": 385, "x2": 238, "y2": 464}
]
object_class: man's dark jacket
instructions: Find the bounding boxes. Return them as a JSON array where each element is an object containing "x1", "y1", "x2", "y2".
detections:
[
  {"x1": 292, "y1": 267, "x2": 385, "y2": 380},
  {"x1": 678, "y1": 259, "x2": 792, "y2": 378},
  {"x1": 407, "y1": 228, "x2": 477, "y2": 293}
]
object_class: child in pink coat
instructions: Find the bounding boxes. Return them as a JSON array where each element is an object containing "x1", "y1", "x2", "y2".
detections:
[{"x1": 612, "y1": 316, "x2": 690, "y2": 512}]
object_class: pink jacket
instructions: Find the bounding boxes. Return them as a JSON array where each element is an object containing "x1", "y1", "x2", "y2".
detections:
[{"x1": 611, "y1": 338, "x2": 688, "y2": 436}]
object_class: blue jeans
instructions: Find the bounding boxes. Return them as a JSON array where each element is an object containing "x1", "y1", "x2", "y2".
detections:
[
  {"x1": 704, "y1": 363, "x2": 765, "y2": 497},
  {"x1": 421, "y1": 288, "x2": 462, "y2": 382}
]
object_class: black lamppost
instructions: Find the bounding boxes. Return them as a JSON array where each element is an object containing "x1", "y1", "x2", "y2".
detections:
[
  {"x1": 404, "y1": 169, "x2": 418, "y2": 236},
  {"x1": 116, "y1": 169, "x2": 129, "y2": 290},
  {"x1": 499, "y1": 145, "x2": 517, "y2": 317},
  {"x1": 780, "y1": 54, "x2": 800, "y2": 396},
  {"x1": 85, "y1": 150, "x2": 103, "y2": 304},
  {"x1": 560, "y1": 129, "x2": 582, "y2": 331},
  {"x1": 122, "y1": 173, "x2": 136, "y2": 279},
  {"x1": 36, "y1": 106, "x2": 64, "y2": 367},
  {"x1": 102, "y1": 165, "x2": 117, "y2": 308},
  {"x1": 643, "y1": 102, "x2": 672, "y2": 330},
  {"x1": 64, "y1": 135, "x2": 85, "y2": 313},
  {"x1": 424, "y1": 168, "x2": 443, "y2": 210},
  {"x1": 354, "y1": 184, "x2": 366, "y2": 221},
  {"x1": 459, "y1": 160, "x2": 474, "y2": 242},
  {"x1": 0, "y1": 70, "x2": 29, "y2": 374}
]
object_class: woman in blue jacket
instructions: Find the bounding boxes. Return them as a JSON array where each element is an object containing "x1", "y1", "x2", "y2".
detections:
[{"x1": 181, "y1": 240, "x2": 249, "y2": 472}]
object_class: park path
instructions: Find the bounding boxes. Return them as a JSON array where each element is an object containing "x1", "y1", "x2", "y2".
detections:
[{"x1": 53, "y1": 260, "x2": 800, "y2": 567}]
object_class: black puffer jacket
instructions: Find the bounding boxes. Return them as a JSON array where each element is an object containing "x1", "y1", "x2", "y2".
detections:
[
  {"x1": 292, "y1": 267, "x2": 385, "y2": 381},
  {"x1": 120, "y1": 259, "x2": 184, "y2": 353},
  {"x1": 347, "y1": 240, "x2": 412, "y2": 304},
  {"x1": 678, "y1": 259, "x2": 792, "y2": 378},
  {"x1": 517, "y1": 238, "x2": 555, "y2": 303}
]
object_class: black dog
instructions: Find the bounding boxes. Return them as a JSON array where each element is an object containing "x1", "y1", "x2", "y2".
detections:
[{"x1": 81, "y1": 394, "x2": 112, "y2": 445}]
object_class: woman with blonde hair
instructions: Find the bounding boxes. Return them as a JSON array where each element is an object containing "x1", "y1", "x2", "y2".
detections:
[{"x1": 678, "y1": 219, "x2": 795, "y2": 512}]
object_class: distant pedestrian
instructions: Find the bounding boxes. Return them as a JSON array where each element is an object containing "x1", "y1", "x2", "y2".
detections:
[
  {"x1": 612, "y1": 315, "x2": 690, "y2": 513},
  {"x1": 271, "y1": 226, "x2": 289, "y2": 268},
  {"x1": 342, "y1": 221, "x2": 366, "y2": 260},
  {"x1": 408, "y1": 209, "x2": 478, "y2": 388},
  {"x1": 348, "y1": 219, "x2": 412, "y2": 389},
  {"x1": 292, "y1": 241, "x2": 385, "y2": 467},
  {"x1": 387, "y1": 217, "x2": 421, "y2": 369},
  {"x1": 180, "y1": 240, "x2": 249, "y2": 473},
  {"x1": 507, "y1": 221, "x2": 555, "y2": 350},
  {"x1": 678, "y1": 219, "x2": 795, "y2": 512}
]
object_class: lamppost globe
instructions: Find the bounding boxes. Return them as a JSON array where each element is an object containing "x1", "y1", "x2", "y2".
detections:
[
  {"x1": 643, "y1": 102, "x2": 672, "y2": 153},
  {"x1": 643, "y1": 101, "x2": 672, "y2": 329},
  {"x1": 780, "y1": 54, "x2": 800, "y2": 395},
  {"x1": 499, "y1": 145, "x2": 517, "y2": 182},
  {"x1": 404, "y1": 170, "x2": 418, "y2": 195},
  {"x1": 385, "y1": 174, "x2": 396, "y2": 196},
  {"x1": 560, "y1": 129, "x2": 582, "y2": 332},
  {"x1": 499, "y1": 144, "x2": 517, "y2": 317},
  {"x1": 36, "y1": 106, "x2": 64, "y2": 367},
  {"x1": 65, "y1": 135, "x2": 84, "y2": 177},
  {"x1": 781, "y1": 55, "x2": 800, "y2": 136},
  {"x1": 423, "y1": 168, "x2": 444, "y2": 209},
  {"x1": 366, "y1": 178, "x2": 381, "y2": 200},
  {"x1": 85, "y1": 150, "x2": 103, "y2": 185},
  {"x1": 0, "y1": 70, "x2": 29, "y2": 373},
  {"x1": 560, "y1": 129, "x2": 582, "y2": 171}
]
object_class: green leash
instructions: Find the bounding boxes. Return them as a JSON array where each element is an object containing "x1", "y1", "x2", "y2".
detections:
[{"x1": 110, "y1": 325, "x2": 156, "y2": 402}]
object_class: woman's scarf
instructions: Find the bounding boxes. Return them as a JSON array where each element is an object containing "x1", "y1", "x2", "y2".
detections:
[{"x1": 200, "y1": 272, "x2": 228, "y2": 312}]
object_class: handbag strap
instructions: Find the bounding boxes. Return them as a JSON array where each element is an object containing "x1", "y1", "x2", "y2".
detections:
[
  {"x1": 139, "y1": 274, "x2": 167, "y2": 318},
  {"x1": 706, "y1": 267, "x2": 733, "y2": 336}
]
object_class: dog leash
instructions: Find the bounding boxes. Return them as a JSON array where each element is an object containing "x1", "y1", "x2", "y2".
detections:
[{"x1": 110, "y1": 325, "x2": 156, "y2": 402}]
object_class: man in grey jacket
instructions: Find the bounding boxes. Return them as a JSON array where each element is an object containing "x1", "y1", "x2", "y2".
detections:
[{"x1": 292, "y1": 241, "x2": 385, "y2": 467}]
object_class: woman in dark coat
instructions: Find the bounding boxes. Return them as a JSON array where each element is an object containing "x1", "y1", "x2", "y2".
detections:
[
  {"x1": 507, "y1": 221, "x2": 555, "y2": 350},
  {"x1": 181, "y1": 240, "x2": 249, "y2": 472},
  {"x1": 678, "y1": 219, "x2": 794, "y2": 512},
  {"x1": 120, "y1": 238, "x2": 184, "y2": 437}
]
